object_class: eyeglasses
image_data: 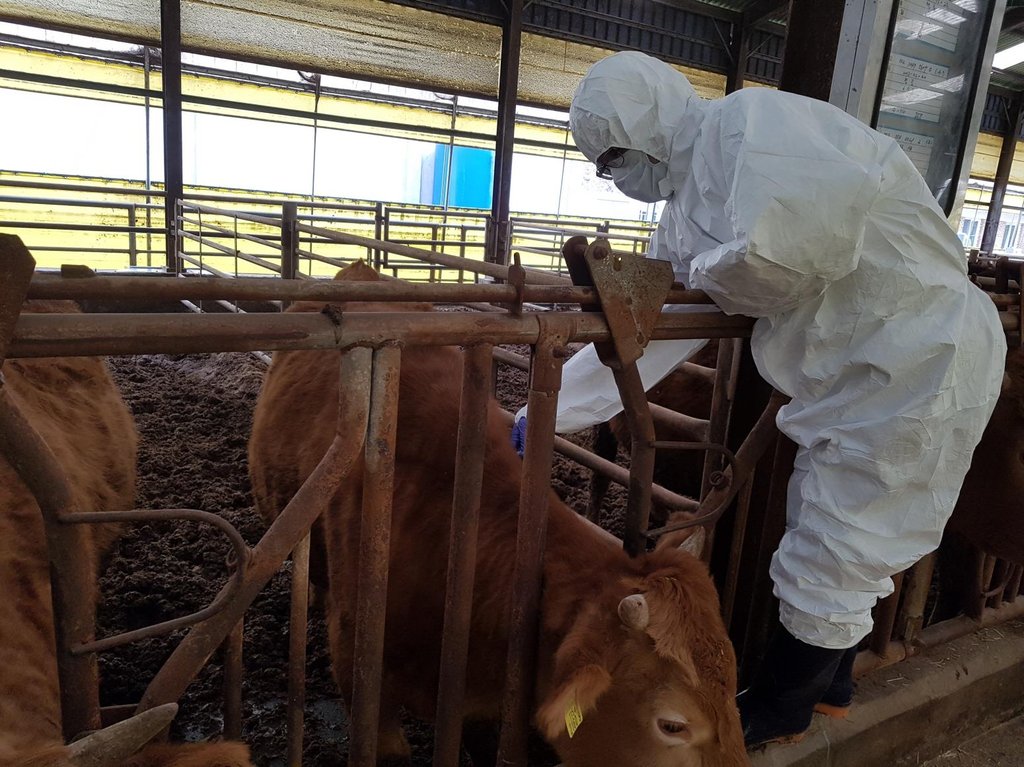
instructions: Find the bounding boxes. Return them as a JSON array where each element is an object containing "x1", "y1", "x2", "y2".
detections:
[{"x1": 595, "y1": 147, "x2": 627, "y2": 179}]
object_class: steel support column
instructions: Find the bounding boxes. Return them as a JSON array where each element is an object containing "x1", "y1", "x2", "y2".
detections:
[
  {"x1": 779, "y1": 0, "x2": 846, "y2": 100},
  {"x1": 981, "y1": 92, "x2": 1024, "y2": 255},
  {"x1": 489, "y1": 0, "x2": 524, "y2": 266},
  {"x1": 161, "y1": 0, "x2": 184, "y2": 273},
  {"x1": 726, "y1": 22, "x2": 750, "y2": 94}
]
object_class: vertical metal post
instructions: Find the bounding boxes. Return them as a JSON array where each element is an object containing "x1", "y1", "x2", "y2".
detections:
[
  {"x1": 497, "y1": 322, "x2": 567, "y2": 767},
  {"x1": 432, "y1": 344, "x2": 494, "y2": 767},
  {"x1": 726, "y1": 21, "x2": 750, "y2": 94},
  {"x1": 701, "y1": 338, "x2": 739, "y2": 564},
  {"x1": 222, "y1": 618, "x2": 244, "y2": 740},
  {"x1": 348, "y1": 345, "x2": 402, "y2": 767},
  {"x1": 286, "y1": 533, "x2": 311, "y2": 766},
  {"x1": 981, "y1": 92, "x2": 1024, "y2": 255},
  {"x1": 143, "y1": 46, "x2": 154, "y2": 267},
  {"x1": 160, "y1": 0, "x2": 184, "y2": 273},
  {"x1": 373, "y1": 202, "x2": 384, "y2": 271},
  {"x1": 869, "y1": 572, "x2": 904, "y2": 656},
  {"x1": 896, "y1": 554, "x2": 935, "y2": 644},
  {"x1": 489, "y1": 0, "x2": 524, "y2": 265},
  {"x1": 613, "y1": 363, "x2": 657, "y2": 557},
  {"x1": 128, "y1": 204, "x2": 138, "y2": 268},
  {"x1": 281, "y1": 202, "x2": 299, "y2": 282}
]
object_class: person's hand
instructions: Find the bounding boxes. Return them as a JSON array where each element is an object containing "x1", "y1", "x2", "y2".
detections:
[{"x1": 511, "y1": 415, "x2": 527, "y2": 457}]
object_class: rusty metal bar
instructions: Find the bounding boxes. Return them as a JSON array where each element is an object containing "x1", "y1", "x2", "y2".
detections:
[
  {"x1": 222, "y1": 618, "x2": 243, "y2": 741},
  {"x1": 286, "y1": 533, "x2": 311, "y2": 767},
  {"x1": 1006, "y1": 564, "x2": 1023, "y2": 603},
  {"x1": 67, "y1": 508, "x2": 249, "y2": 653},
  {"x1": 138, "y1": 347, "x2": 373, "y2": 712},
  {"x1": 27, "y1": 272, "x2": 713, "y2": 307},
  {"x1": 299, "y1": 219, "x2": 565, "y2": 285},
  {"x1": 615, "y1": 363, "x2": 658, "y2": 557},
  {"x1": 548, "y1": 428, "x2": 699, "y2": 513},
  {"x1": 972, "y1": 552, "x2": 997, "y2": 620},
  {"x1": 645, "y1": 390, "x2": 788, "y2": 537},
  {"x1": 986, "y1": 559, "x2": 1012, "y2": 610},
  {"x1": 349, "y1": 344, "x2": 402, "y2": 767},
  {"x1": 497, "y1": 320, "x2": 568, "y2": 766},
  {"x1": 433, "y1": 344, "x2": 493, "y2": 767},
  {"x1": 9, "y1": 310, "x2": 754, "y2": 359},
  {"x1": 722, "y1": 476, "x2": 756, "y2": 627},
  {"x1": 869, "y1": 572, "x2": 904, "y2": 657},
  {"x1": 855, "y1": 596, "x2": 1024, "y2": 677},
  {"x1": 896, "y1": 554, "x2": 935, "y2": 644},
  {"x1": 700, "y1": 338, "x2": 739, "y2": 561},
  {"x1": 0, "y1": 383, "x2": 101, "y2": 740}
]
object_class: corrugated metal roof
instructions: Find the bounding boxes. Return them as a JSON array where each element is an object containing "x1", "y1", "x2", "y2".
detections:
[{"x1": 385, "y1": 0, "x2": 788, "y2": 83}]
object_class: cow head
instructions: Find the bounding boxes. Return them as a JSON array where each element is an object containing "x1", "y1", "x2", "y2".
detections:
[{"x1": 536, "y1": 547, "x2": 746, "y2": 767}]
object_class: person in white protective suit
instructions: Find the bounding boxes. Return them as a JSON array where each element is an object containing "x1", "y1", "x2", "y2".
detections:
[{"x1": 512, "y1": 50, "x2": 1006, "y2": 748}]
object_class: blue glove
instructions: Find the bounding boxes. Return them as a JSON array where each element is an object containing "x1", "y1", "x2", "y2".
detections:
[{"x1": 511, "y1": 416, "x2": 527, "y2": 457}]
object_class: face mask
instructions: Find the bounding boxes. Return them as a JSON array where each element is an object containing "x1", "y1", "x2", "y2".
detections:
[{"x1": 610, "y1": 149, "x2": 674, "y2": 203}]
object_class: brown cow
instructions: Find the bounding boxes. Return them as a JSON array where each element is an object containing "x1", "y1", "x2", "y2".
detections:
[
  {"x1": 0, "y1": 300, "x2": 252, "y2": 767},
  {"x1": 935, "y1": 346, "x2": 1023, "y2": 616},
  {"x1": 249, "y1": 262, "x2": 747, "y2": 767},
  {"x1": 945, "y1": 346, "x2": 1024, "y2": 563}
]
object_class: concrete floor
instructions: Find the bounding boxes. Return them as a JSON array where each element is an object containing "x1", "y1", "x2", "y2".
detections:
[
  {"x1": 749, "y1": 620, "x2": 1024, "y2": 767},
  {"x1": 921, "y1": 716, "x2": 1024, "y2": 767}
]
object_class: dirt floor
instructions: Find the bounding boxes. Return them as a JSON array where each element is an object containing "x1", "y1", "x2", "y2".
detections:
[{"x1": 98, "y1": 346, "x2": 627, "y2": 766}]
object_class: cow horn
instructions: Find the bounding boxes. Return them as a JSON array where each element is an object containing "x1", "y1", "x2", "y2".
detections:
[
  {"x1": 67, "y1": 702, "x2": 179, "y2": 767},
  {"x1": 618, "y1": 594, "x2": 650, "y2": 631}
]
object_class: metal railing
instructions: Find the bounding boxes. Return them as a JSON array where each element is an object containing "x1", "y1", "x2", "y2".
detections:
[
  {"x1": 6, "y1": 232, "x2": 758, "y2": 766},
  {"x1": 0, "y1": 177, "x2": 655, "y2": 279}
]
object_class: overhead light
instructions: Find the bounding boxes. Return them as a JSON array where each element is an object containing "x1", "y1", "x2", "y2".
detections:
[{"x1": 993, "y1": 41, "x2": 1024, "y2": 70}]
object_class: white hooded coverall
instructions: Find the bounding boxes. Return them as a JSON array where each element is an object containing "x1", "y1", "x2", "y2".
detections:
[{"x1": 562, "y1": 51, "x2": 1005, "y2": 649}]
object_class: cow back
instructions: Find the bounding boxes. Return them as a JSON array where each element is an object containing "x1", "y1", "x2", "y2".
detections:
[
  {"x1": 947, "y1": 346, "x2": 1024, "y2": 563},
  {"x1": 0, "y1": 301, "x2": 138, "y2": 761}
]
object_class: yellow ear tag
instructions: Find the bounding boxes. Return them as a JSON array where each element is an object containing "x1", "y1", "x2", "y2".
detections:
[{"x1": 565, "y1": 695, "x2": 584, "y2": 739}]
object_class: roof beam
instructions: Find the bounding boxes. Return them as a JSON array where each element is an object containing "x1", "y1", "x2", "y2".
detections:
[
  {"x1": 742, "y1": 0, "x2": 789, "y2": 27},
  {"x1": 649, "y1": 0, "x2": 740, "y2": 23}
]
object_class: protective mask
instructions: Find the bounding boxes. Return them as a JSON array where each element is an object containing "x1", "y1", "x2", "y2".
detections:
[{"x1": 610, "y1": 150, "x2": 674, "y2": 203}]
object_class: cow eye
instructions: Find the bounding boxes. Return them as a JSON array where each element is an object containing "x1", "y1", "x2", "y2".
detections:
[{"x1": 657, "y1": 718, "x2": 690, "y2": 738}]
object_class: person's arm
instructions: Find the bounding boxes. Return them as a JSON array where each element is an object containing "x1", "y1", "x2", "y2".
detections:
[{"x1": 688, "y1": 97, "x2": 882, "y2": 317}]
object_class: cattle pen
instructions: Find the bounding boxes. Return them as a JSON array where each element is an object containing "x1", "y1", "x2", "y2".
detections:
[{"x1": 3, "y1": 196, "x2": 1024, "y2": 764}]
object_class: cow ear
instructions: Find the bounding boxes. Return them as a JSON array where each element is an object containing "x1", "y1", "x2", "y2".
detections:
[{"x1": 535, "y1": 664, "x2": 612, "y2": 740}]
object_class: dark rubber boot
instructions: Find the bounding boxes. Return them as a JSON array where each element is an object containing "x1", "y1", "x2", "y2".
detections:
[
  {"x1": 814, "y1": 645, "x2": 858, "y2": 719},
  {"x1": 738, "y1": 628, "x2": 845, "y2": 749}
]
